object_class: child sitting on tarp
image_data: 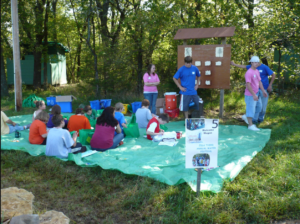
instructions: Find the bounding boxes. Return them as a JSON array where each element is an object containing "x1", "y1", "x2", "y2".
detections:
[
  {"x1": 29, "y1": 111, "x2": 49, "y2": 145},
  {"x1": 114, "y1": 102, "x2": 127, "y2": 133},
  {"x1": 46, "y1": 104, "x2": 68, "y2": 128},
  {"x1": 136, "y1": 99, "x2": 155, "y2": 128},
  {"x1": 67, "y1": 108, "x2": 91, "y2": 136},
  {"x1": 32, "y1": 100, "x2": 46, "y2": 122},
  {"x1": 146, "y1": 114, "x2": 169, "y2": 140},
  {"x1": 84, "y1": 105, "x2": 97, "y2": 120},
  {"x1": 46, "y1": 114, "x2": 86, "y2": 159},
  {"x1": 1, "y1": 111, "x2": 31, "y2": 135},
  {"x1": 91, "y1": 106, "x2": 124, "y2": 152}
]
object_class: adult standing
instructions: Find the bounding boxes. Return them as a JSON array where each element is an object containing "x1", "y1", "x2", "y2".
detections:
[
  {"x1": 173, "y1": 56, "x2": 200, "y2": 120},
  {"x1": 143, "y1": 64, "x2": 160, "y2": 114},
  {"x1": 243, "y1": 56, "x2": 267, "y2": 131},
  {"x1": 231, "y1": 58, "x2": 275, "y2": 123}
]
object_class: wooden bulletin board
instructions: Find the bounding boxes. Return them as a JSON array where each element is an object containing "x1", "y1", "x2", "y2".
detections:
[{"x1": 177, "y1": 44, "x2": 231, "y2": 89}]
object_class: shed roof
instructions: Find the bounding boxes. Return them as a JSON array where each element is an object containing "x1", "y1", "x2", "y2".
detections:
[
  {"x1": 47, "y1": 41, "x2": 70, "y2": 53},
  {"x1": 174, "y1": 27, "x2": 235, "y2": 40}
]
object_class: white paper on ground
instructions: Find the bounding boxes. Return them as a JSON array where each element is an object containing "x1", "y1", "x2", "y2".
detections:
[
  {"x1": 81, "y1": 150, "x2": 98, "y2": 158},
  {"x1": 159, "y1": 141, "x2": 178, "y2": 147}
]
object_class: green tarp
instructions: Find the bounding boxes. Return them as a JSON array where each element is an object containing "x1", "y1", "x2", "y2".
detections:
[{"x1": 1, "y1": 114, "x2": 271, "y2": 193}]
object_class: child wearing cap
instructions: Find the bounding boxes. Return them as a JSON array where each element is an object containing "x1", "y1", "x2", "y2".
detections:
[{"x1": 243, "y1": 56, "x2": 267, "y2": 131}]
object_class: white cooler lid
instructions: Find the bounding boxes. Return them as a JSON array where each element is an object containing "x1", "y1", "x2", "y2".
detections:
[{"x1": 164, "y1": 92, "x2": 177, "y2": 96}]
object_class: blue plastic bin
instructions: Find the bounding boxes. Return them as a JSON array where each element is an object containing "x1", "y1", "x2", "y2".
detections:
[
  {"x1": 100, "y1": 99, "x2": 112, "y2": 109},
  {"x1": 131, "y1": 102, "x2": 142, "y2": 113},
  {"x1": 90, "y1": 100, "x2": 100, "y2": 110},
  {"x1": 57, "y1": 102, "x2": 72, "y2": 113},
  {"x1": 46, "y1": 97, "x2": 56, "y2": 106}
]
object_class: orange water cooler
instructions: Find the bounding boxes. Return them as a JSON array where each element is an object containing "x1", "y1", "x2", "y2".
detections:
[{"x1": 164, "y1": 92, "x2": 178, "y2": 110}]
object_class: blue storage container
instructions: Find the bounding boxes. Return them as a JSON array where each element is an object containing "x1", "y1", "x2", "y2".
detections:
[
  {"x1": 131, "y1": 102, "x2": 142, "y2": 113},
  {"x1": 46, "y1": 97, "x2": 56, "y2": 106},
  {"x1": 57, "y1": 102, "x2": 72, "y2": 113},
  {"x1": 90, "y1": 100, "x2": 100, "y2": 110},
  {"x1": 100, "y1": 99, "x2": 112, "y2": 109}
]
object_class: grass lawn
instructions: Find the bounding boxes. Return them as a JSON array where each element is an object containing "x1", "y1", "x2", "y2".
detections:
[{"x1": 1, "y1": 85, "x2": 300, "y2": 224}]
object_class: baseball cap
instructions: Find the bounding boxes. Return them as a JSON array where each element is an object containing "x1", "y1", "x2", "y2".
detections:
[{"x1": 249, "y1": 56, "x2": 260, "y2": 62}]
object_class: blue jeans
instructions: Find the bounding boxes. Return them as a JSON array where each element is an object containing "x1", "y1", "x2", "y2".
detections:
[
  {"x1": 144, "y1": 93, "x2": 158, "y2": 114},
  {"x1": 245, "y1": 92, "x2": 261, "y2": 118},
  {"x1": 8, "y1": 125, "x2": 24, "y2": 134},
  {"x1": 91, "y1": 133, "x2": 124, "y2": 152},
  {"x1": 253, "y1": 89, "x2": 269, "y2": 123}
]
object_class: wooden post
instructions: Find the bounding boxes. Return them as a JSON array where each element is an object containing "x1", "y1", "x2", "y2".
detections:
[
  {"x1": 11, "y1": 0, "x2": 22, "y2": 111},
  {"x1": 196, "y1": 168, "x2": 202, "y2": 196},
  {"x1": 219, "y1": 37, "x2": 226, "y2": 118}
]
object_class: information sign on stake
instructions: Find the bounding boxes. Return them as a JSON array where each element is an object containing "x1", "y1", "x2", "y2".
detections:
[{"x1": 185, "y1": 118, "x2": 219, "y2": 195}]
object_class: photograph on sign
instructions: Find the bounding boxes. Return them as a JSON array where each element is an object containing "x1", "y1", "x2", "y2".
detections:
[
  {"x1": 185, "y1": 47, "x2": 192, "y2": 57},
  {"x1": 205, "y1": 80, "x2": 211, "y2": 85},
  {"x1": 205, "y1": 61, "x2": 211, "y2": 66},
  {"x1": 215, "y1": 47, "x2": 224, "y2": 57},
  {"x1": 186, "y1": 118, "x2": 205, "y2": 131},
  {"x1": 195, "y1": 61, "x2": 201, "y2": 66},
  {"x1": 185, "y1": 119, "x2": 219, "y2": 168},
  {"x1": 192, "y1": 153, "x2": 210, "y2": 167},
  {"x1": 205, "y1": 70, "x2": 211, "y2": 75}
]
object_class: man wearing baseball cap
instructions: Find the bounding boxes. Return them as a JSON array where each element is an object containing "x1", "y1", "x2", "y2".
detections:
[
  {"x1": 242, "y1": 56, "x2": 268, "y2": 131},
  {"x1": 231, "y1": 57, "x2": 275, "y2": 124}
]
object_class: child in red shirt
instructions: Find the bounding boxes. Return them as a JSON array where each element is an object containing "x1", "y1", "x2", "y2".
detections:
[
  {"x1": 29, "y1": 111, "x2": 49, "y2": 145},
  {"x1": 67, "y1": 108, "x2": 91, "y2": 136},
  {"x1": 146, "y1": 114, "x2": 169, "y2": 140}
]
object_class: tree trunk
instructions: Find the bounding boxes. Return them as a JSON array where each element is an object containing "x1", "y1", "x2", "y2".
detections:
[
  {"x1": 33, "y1": 0, "x2": 46, "y2": 88},
  {"x1": 43, "y1": 0, "x2": 50, "y2": 87},
  {"x1": 92, "y1": 15, "x2": 99, "y2": 97},
  {"x1": 76, "y1": 42, "x2": 82, "y2": 80},
  {"x1": 1, "y1": 45, "x2": 9, "y2": 97},
  {"x1": 33, "y1": 49, "x2": 42, "y2": 88},
  {"x1": 277, "y1": 47, "x2": 283, "y2": 95},
  {"x1": 52, "y1": 0, "x2": 58, "y2": 41},
  {"x1": 137, "y1": 26, "x2": 143, "y2": 95}
]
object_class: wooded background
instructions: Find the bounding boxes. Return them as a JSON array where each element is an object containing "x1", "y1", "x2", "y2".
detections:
[{"x1": 1, "y1": 0, "x2": 299, "y2": 97}]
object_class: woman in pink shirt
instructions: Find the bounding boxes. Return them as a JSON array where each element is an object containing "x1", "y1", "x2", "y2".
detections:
[
  {"x1": 143, "y1": 64, "x2": 160, "y2": 114},
  {"x1": 90, "y1": 107, "x2": 124, "y2": 152}
]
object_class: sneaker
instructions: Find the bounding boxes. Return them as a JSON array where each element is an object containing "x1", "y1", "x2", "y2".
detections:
[
  {"x1": 248, "y1": 124, "x2": 260, "y2": 131},
  {"x1": 241, "y1": 114, "x2": 249, "y2": 124},
  {"x1": 24, "y1": 124, "x2": 31, "y2": 129},
  {"x1": 119, "y1": 141, "x2": 124, "y2": 146}
]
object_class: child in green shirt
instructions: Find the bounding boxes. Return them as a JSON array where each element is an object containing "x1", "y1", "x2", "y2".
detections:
[{"x1": 84, "y1": 105, "x2": 97, "y2": 120}]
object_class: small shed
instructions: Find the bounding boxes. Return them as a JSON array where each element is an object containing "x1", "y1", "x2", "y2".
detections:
[{"x1": 7, "y1": 41, "x2": 69, "y2": 85}]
